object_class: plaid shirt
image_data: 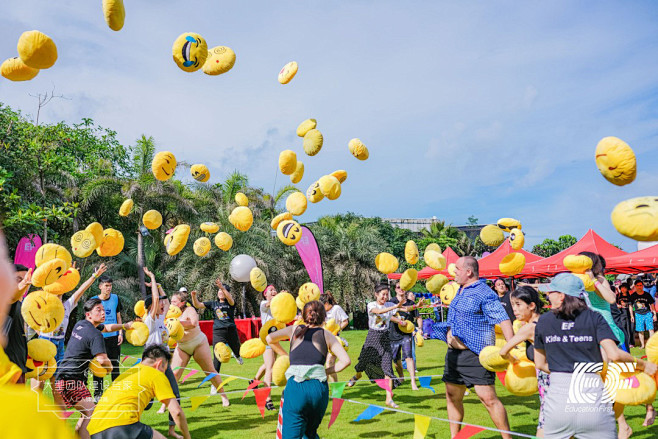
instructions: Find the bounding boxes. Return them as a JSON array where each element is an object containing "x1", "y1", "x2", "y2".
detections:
[{"x1": 437, "y1": 279, "x2": 510, "y2": 354}]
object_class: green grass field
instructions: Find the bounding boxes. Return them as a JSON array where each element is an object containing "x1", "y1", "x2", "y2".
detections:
[{"x1": 59, "y1": 331, "x2": 657, "y2": 438}]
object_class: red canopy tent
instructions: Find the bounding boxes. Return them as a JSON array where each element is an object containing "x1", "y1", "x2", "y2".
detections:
[
  {"x1": 604, "y1": 244, "x2": 658, "y2": 274},
  {"x1": 477, "y1": 239, "x2": 543, "y2": 279},
  {"x1": 387, "y1": 247, "x2": 460, "y2": 280},
  {"x1": 520, "y1": 229, "x2": 627, "y2": 278}
]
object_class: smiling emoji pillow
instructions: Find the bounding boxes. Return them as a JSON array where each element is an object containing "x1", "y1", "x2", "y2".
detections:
[
  {"x1": 285, "y1": 191, "x2": 307, "y2": 216},
  {"x1": 235, "y1": 192, "x2": 248, "y2": 207},
  {"x1": 270, "y1": 291, "x2": 297, "y2": 324},
  {"x1": 279, "y1": 150, "x2": 297, "y2": 175},
  {"x1": 32, "y1": 258, "x2": 67, "y2": 287},
  {"x1": 400, "y1": 268, "x2": 418, "y2": 291},
  {"x1": 611, "y1": 196, "x2": 658, "y2": 241},
  {"x1": 277, "y1": 220, "x2": 303, "y2": 246},
  {"x1": 214, "y1": 342, "x2": 232, "y2": 363},
  {"x1": 200, "y1": 222, "x2": 220, "y2": 233},
  {"x1": 119, "y1": 198, "x2": 134, "y2": 216},
  {"x1": 21, "y1": 290, "x2": 65, "y2": 333},
  {"x1": 296, "y1": 118, "x2": 316, "y2": 137},
  {"x1": 143, "y1": 210, "x2": 163, "y2": 230},
  {"x1": 290, "y1": 161, "x2": 304, "y2": 184},
  {"x1": 424, "y1": 250, "x2": 446, "y2": 271},
  {"x1": 278, "y1": 61, "x2": 298, "y2": 84},
  {"x1": 348, "y1": 138, "x2": 369, "y2": 161},
  {"x1": 214, "y1": 232, "x2": 233, "y2": 251},
  {"x1": 497, "y1": 218, "x2": 522, "y2": 232},
  {"x1": 250, "y1": 267, "x2": 267, "y2": 292},
  {"x1": 202, "y1": 45, "x2": 236, "y2": 76},
  {"x1": 306, "y1": 181, "x2": 324, "y2": 203},
  {"x1": 229, "y1": 206, "x2": 253, "y2": 232},
  {"x1": 71, "y1": 230, "x2": 98, "y2": 258},
  {"x1": 405, "y1": 240, "x2": 419, "y2": 265},
  {"x1": 271, "y1": 212, "x2": 293, "y2": 230},
  {"x1": 191, "y1": 164, "x2": 210, "y2": 182},
  {"x1": 595, "y1": 136, "x2": 636, "y2": 186},
  {"x1": 426, "y1": 274, "x2": 449, "y2": 294},
  {"x1": 1, "y1": 57, "x2": 39, "y2": 81},
  {"x1": 480, "y1": 224, "x2": 505, "y2": 247},
  {"x1": 509, "y1": 228, "x2": 524, "y2": 250},
  {"x1": 172, "y1": 32, "x2": 208, "y2": 72},
  {"x1": 102, "y1": 0, "x2": 125, "y2": 31},
  {"x1": 35, "y1": 243, "x2": 71, "y2": 269},
  {"x1": 193, "y1": 237, "x2": 211, "y2": 257},
  {"x1": 85, "y1": 222, "x2": 104, "y2": 249},
  {"x1": 375, "y1": 252, "x2": 399, "y2": 274},
  {"x1": 43, "y1": 267, "x2": 80, "y2": 295},
  {"x1": 96, "y1": 229, "x2": 125, "y2": 257},
  {"x1": 164, "y1": 224, "x2": 190, "y2": 256},
  {"x1": 152, "y1": 151, "x2": 177, "y2": 181},
  {"x1": 318, "y1": 175, "x2": 341, "y2": 200},
  {"x1": 17, "y1": 30, "x2": 57, "y2": 69},
  {"x1": 303, "y1": 129, "x2": 323, "y2": 156},
  {"x1": 440, "y1": 281, "x2": 459, "y2": 305},
  {"x1": 499, "y1": 252, "x2": 526, "y2": 276},
  {"x1": 298, "y1": 282, "x2": 320, "y2": 303}
]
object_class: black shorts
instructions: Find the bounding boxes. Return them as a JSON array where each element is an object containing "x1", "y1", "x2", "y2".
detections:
[
  {"x1": 91, "y1": 422, "x2": 153, "y2": 439},
  {"x1": 391, "y1": 336, "x2": 413, "y2": 361},
  {"x1": 442, "y1": 348, "x2": 495, "y2": 388}
]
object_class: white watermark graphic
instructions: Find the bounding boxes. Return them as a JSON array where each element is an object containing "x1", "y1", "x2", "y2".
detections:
[{"x1": 567, "y1": 362, "x2": 636, "y2": 404}]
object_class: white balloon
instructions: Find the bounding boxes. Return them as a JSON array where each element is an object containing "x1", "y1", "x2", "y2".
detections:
[{"x1": 229, "y1": 254, "x2": 257, "y2": 282}]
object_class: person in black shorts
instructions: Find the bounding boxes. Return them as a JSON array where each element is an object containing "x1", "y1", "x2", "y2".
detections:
[
  {"x1": 53, "y1": 298, "x2": 131, "y2": 439},
  {"x1": 389, "y1": 281, "x2": 420, "y2": 390}
]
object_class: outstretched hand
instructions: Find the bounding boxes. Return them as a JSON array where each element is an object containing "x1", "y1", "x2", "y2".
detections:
[
  {"x1": 143, "y1": 266, "x2": 155, "y2": 278},
  {"x1": 94, "y1": 263, "x2": 107, "y2": 278}
]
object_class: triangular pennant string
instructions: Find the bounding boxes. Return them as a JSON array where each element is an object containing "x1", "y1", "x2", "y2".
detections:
[
  {"x1": 253, "y1": 387, "x2": 271, "y2": 418},
  {"x1": 242, "y1": 379, "x2": 261, "y2": 400},
  {"x1": 374, "y1": 379, "x2": 392, "y2": 394},
  {"x1": 329, "y1": 382, "x2": 346, "y2": 399},
  {"x1": 418, "y1": 376, "x2": 435, "y2": 394},
  {"x1": 328, "y1": 398, "x2": 345, "y2": 429},
  {"x1": 216, "y1": 376, "x2": 237, "y2": 391},
  {"x1": 454, "y1": 425, "x2": 485, "y2": 438},
  {"x1": 181, "y1": 370, "x2": 198, "y2": 383},
  {"x1": 197, "y1": 373, "x2": 218, "y2": 388},
  {"x1": 120, "y1": 355, "x2": 129, "y2": 364},
  {"x1": 353, "y1": 405, "x2": 384, "y2": 422},
  {"x1": 131, "y1": 359, "x2": 141, "y2": 367},
  {"x1": 190, "y1": 395, "x2": 209, "y2": 411},
  {"x1": 413, "y1": 414, "x2": 431, "y2": 439},
  {"x1": 60, "y1": 411, "x2": 74, "y2": 419},
  {"x1": 495, "y1": 371, "x2": 506, "y2": 386}
]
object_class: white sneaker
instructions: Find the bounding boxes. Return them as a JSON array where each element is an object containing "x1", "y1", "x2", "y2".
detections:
[{"x1": 210, "y1": 384, "x2": 218, "y2": 395}]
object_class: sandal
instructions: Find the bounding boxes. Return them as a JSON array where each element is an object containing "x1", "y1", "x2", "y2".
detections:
[
  {"x1": 346, "y1": 375, "x2": 359, "y2": 388},
  {"x1": 386, "y1": 401, "x2": 399, "y2": 409},
  {"x1": 265, "y1": 399, "x2": 276, "y2": 411}
]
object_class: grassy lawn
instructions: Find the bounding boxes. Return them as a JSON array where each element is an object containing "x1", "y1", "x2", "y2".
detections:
[{"x1": 54, "y1": 330, "x2": 658, "y2": 438}]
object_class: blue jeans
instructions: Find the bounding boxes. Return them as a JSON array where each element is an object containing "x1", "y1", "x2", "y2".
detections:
[
  {"x1": 281, "y1": 379, "x2": 328, "y2": 439},
  {"x1": 39, "y1": 336, "x2": 65, "y2": 364}
]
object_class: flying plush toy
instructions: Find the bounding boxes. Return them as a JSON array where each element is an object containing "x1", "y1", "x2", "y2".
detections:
[
  {"x1": 165, "y1": 318, "x2": 184, "y2": 341},
  {"x1": 424, "y1": 250, "x2": 446, "y2": 271},
  {"x1": 214, "y1": 232, "x2": 233, "y2": 251},
  {"x1": 298, "y1": 282, "x2": 321, "y2": 303},
  {"x1": 271, "y1": 212, "x2": 293, "y2": 230},
  {"x1": 405, "y1": 240, "x2": 419, "y2": 265},
  {"x1": 152, "y1": 151, "x2": 177, "y2": 181},
  {"x1": 290, "y1": 161, "x2": 304, "y2": 184},
  {"x1": 96, "y1": 228, "x2": 124, "y2": 257},
  {"x1": 424, "y1": 243, "x2": 441, "y2": 255},
  {"x1": 142, "y1": 209, "x2": 163, "y2": 230},
  {"x1": 43, "y1": 267, "x2": 80, "y2": 295},
  {"x1": 25, "y1": 339, "x2": 57, "y2": 381},
  {"x1": 497, "y1": 218, "x2": 522, "y2": 232},
  {"x1": 35, "y1": 243, "x2": 71, "y2": 268},
  {"x1": 278, "y1": 61, "x2": 298, "y2": 84},
  {"x1": 277, "y1": 220, "x2": 303, "y2": 246},
  {"x1": 285, "y1": 191, "x2": 307, "y2": 216},
  {"x1": 318, "y1": 175, "x2": 341, "y2": 200},
  {"x1": 70, "y1": 230, "x2": 97, "y2": 258},
  {"x1": 615, "y1": 371, "x2": 657, "y2": 406},
  {"x1": 279, "y1": 150, "x2": 297, "y2": 175},
  {"x1": 172, "y1": 32, "x2": 208, "y2": 72},
  {"x1": 426, "y1": 274, "x2": 448, "y2": 294},
  {"x1": 400, "y1": 268, "x2": 418, "y2": 291},
  {"x1": 190, "y1": 164, "x2": 210, "y2": 182},
  {"x1": 440, "y1": 282, "x2": 459, "y2": 305},
  {"x1": 303, "y1": 129, "x2": 323, "y2": 156},
  {"x1": 563, "y1": 255, "x2": 593, "y2": 273},
  {"x1": 611, "y1": 196, "x2": 658, "y2": 241},
  {"x1": 259, "y1": 320, "x2": 285, "y2": 344},
  {"x1": 102, "y1": 0, "x2": 125, "y2": 31},
  {"x1": 270, "y1": 291, "x2": 297, "y2": 324},
  {"x1": 229, "y1": 206, "x2": 253, "y2": 232},
  {"x1": 499, "y1": 252, "x2": 526, "y2": 277},
  {"x1": 595, "y1": 136, "x2": 636, "y2": 186},
  {"x1": 348, "y1": 138, "x2": 369, "y2": 160},
  {"x1": 478, "y1": 345, "x2": 510, "y2": 372},
  {"x1": 202, "y1": 46, "x2": 236, "y2": 76},
  {"x1": 193, "y1": 237, "x2": 211, "y2": 257},
  {"x1": 119, "y1": 198, "x2": 134, "y2": 216},
  {"x1": 509, "y1": 228, "x2": 524, "y2": 250},
  {"x1": 235, "y1": 192, "x2": 249, "y2": 207},
  {"x1": 17, "y1": 30, "x2": 57, "y2": 69},
  {"x1": 166, "y1": 305, "x2": 182, "y2": 319},
  {"x1": 646, "y1": 333, "x2": 658, "y2": 364},
  {"x1": 32, "y1": 258, "x2": 67, "y2": 288},
  {"x1": 240, "y1": 338, "x2": 267, "y2": 359},
  {"x1": 134, "y1": 300, "x2": 146, "y2": 318},
  {"x1": 296, "y1": 119, "x2": 316, "y2": 137},
  {"x1": 375, "y1": 252, "x2": 399, "y2": 274},
  {"x1": 125, "y1": 322, "x2": 149, "y2": 346},
  {"x1": 306, "y1": 181, "x2": 324, "y2": 203},
  {"x1": 330, "y1": 170, "x2": 348, "y2": 184},
  {"x1": 85, "y1": 222, "x2": 104, "y2": 249},
  {"x1": 398, "y1": 320, "x2": 414, "y2": 334},
  {"x1": 272, "y1": 355, "x2": 290, "y2": 387},
  {"x1": 200, "y1": 222, "x2": 220, "y2": 233},
  {"x1": 250, "y1": 267, "x2": 267, "y2": 292},
  {"x1": 214, "y1": 342, "x2": 231, "y2": 363},
  {"x1": 505, "y1": 360, "x2": 538, "y2": 396},
  {"x1": 164, "y1": 224, "x2": 190, "y2": 256},
  {"x1": 447, "y1": 263, "x2": 457, "y2": 277},
  {"x1": 22, "y1": 290, "x2": 65, "y2": 333},
  {"x1": 480, "y1": 225, "x2": 505, "y2": 247},
  {"x1": 1, "y1": 57, "x2": 39, "y2": 81}
]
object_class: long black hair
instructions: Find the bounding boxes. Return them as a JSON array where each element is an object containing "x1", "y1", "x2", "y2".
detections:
[{"x1": 511, "y1": 286, "x2": 544, "y2": 314}]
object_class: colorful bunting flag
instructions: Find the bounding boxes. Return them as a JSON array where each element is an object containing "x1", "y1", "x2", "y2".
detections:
[
  {"x1": 131, "y1": 359, "x2": 142, "y2": 367},
  {"x1": 181, "y1": 370, "x2": 199, "y2": 383},
  {"x1": 495, "y1": 371, "x2": 506, "y2": 386},
  {"x1": 190, "y1": 395, "x2": 209, "y2": 411},
  {"x1": 173, "y1": 366, "x2": 182, "y2": 371},
  {"x1": 121, "y1": 355, "x2": 129, "y2": 364},
  {"x1": 329, "y1": 382, "x2": 346, "y2": 399},
  {"x1": 197, "y1": 373, "x2": 218, "y2": 388},
  {"x1": 60, "y1": 411, "x2": 74, "y2": 419},
  {"x1": 374, "y1": 379, "x2": 392, "y2": 394},
  {"x1": 418, "y1": 376, "x2": 435, "y2": 394},
  {"x1": 253, "y1": 388, "x2": 271, "y2": 418},
  {"x1": 353, "y1": 405, "x2": 384, "y2": 422},
  {"x1": 216, "y1": 376, "x2": 237, "y2": 391},
  {"x1": 242, "y1": 379, "x2": 261, "y2": 400},
  {"x1": 413, "y1": 414, "x2": 431, "y2": 439},
  {"x1": 454, "y1": 425, "x2": 485, "y2": 438},
  {"x1": 328, "y1": 398, "x2": 344, "y2": 429}
]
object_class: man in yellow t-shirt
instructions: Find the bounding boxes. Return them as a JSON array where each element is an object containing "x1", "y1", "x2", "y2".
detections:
[{"x1": 87, "y1": 344, "x2": 191, "y2": 439}]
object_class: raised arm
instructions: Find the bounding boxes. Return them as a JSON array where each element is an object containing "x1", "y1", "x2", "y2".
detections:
[
  {"x1": 71, "y1": 263, "x2": 107, "y2": 305},
  {"x1": 216, "y1": 278, "x2": 235, "y2": 306},
  {"x1": 370, "y1": 302, "x2": 402, "y2": 315},
  {"x1": 143, "y1": 267, "x2": 159, "y2": 319},
  {"x1": 190, "y1": 290, "x2": 206, "y2": 310},
  {"x1": 589, "y1": 271, "x2": 616, "y2": 304}
]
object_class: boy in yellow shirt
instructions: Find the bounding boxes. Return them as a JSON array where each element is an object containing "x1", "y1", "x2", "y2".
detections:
[{"x1": 87, "y1": 344, "x2": 191, "y2": 439}]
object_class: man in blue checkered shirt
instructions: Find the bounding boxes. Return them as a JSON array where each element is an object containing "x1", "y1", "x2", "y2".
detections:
[{"x1": 442, "y1": 256, "x2": 514, "y2": 439}]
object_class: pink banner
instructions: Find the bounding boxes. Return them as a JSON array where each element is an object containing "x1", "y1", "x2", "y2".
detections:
[
  {"x1": 14, "y1": 235, "x2": 42, "y2": 269},
  {"x1": 294, "y1": 226, "x2": 323, "y2": 293}
]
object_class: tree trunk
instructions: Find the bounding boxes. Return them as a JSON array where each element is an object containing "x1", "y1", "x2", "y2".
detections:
[
  {"x1": 43, "y1": 219, "x2": 48, "y2": 243},
  {"x1": 137, "y1": 231, "x2": 146, "y2": 298}
]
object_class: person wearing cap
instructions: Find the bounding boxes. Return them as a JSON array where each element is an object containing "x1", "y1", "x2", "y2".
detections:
[{"x1": 534, "y1": 273, "x2": 658, "y2": 439}]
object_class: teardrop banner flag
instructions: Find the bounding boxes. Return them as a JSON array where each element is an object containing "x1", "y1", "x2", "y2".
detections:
[
  {"x1": 295, "y1": 226, "x2": 324, "y2": 293},
  {"x1": 14, "y1": 234, "x2": 41, "y2": 269}
]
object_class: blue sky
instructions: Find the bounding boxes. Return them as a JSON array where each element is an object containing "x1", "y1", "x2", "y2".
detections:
[{"x1": 1, "y1": 1, "x2": 657, "y2": 251}]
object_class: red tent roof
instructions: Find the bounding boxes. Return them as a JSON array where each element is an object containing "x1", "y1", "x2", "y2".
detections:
[
  {"x1": 478, "y1": 239, "x2": 543, "y2": 278},
  {"x1": 605, "y1": 244, "x2": 658, "y2": 274},
  {"x1": 387, "y1": 247, "x2": 460, "y2": 280},
  {"x1": 520, "y1": 229, "x2": 627, "y2": 278}
]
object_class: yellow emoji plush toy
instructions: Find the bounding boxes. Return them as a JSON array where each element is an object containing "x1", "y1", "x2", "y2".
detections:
[
  {"x1": 296, "y1": 296, "x2": 305, "y2": 312},
  {"x1": 505, "y1": 360, "x2": 538, "y2": 396},
  {"x1": 89, "y1": 358, "x2": 108, "y2": 378},
  {"x1": 1, "y1": 57, "x2": 39, "y2": 81},
  {"x1": 278, "y1": 61, "x2": 298, "y2": 84},
  {"x1": 318, "y1": 175, "x2": 341, "y2": 200},
  {"x1": 97, "y1": 229, "x2": 124, "y2": 257},
  {"x1": 303, "y1": 129, "x2": 323, "y2": 156},
  {"x1": 200, "y1": 222, "x2": 220, "y2": 233},
  {"x1": 440, "y1": 281, "x2": 459, "y2": 305},
  {"x1": 229, "y1": 206, "x2": 253, "y2": 232},
  {"x1": 424, "y1": 243, "x2": 441, "y2": 255},
  {"x1": 152, "y1": 151, "x2": 177, "y2": 181},
  {"x1": 478, "y1": 345, "x2": 509, "y2": 372},
  {"x1": 164, "y1": 224, "x2": 190, "y2": 256},
  {"x1": 277, "y1": 220, "x2": 303, "y2": 246},
  {"x1": 202, "y1": 46, "x2": 236, "y2": 76},
  {"x1": 480, "y1": 225, "x2": 505, "y2": 247},
  {"x1": 509, "y1": 228, "x2": 524, "y2": 250},
  {"x1": 595, "y1": 136, "x2": 636, "y2": 186},
  {"x1": 70, "y1": 230, "x2": 97, "y2": 258},
  {"x1": 272, "y1": 355, "x2": 290, "y2": 387},
  {"x1": 17, "y1": 30, "x2": 57, "y2": 69},
  {"x1": 125, "y1": 322, "x2": 149, "y2": 346},
  {"x1": 214, "y1": 342, "x2": 231, "y2": 363},
  {"x1": 279, "y1": 150, "x2": 297, "y2": 175},
  {"x1": 250, "y1": 267, "x2": 267, "y2": 292},
  {"x1": 497, "y1": 218, "x2": 522, "y2": 232},
  {"x1": 85, "y1": 222, "x2": 104, "y2": 249},
  {"x1": 285, "y1": 192, "x2": 307, "y2": 216},
  {"x1": 214, "y1": 232, "x2": 233, "y2": 251},
  {"x1": 611, "y1": 197, "x2": 658, "y2": 241},
  {"x1": 348, "y1": 138, "x2": 369, "y2": 160},
  {"x1": 299, "y1": 282, "x2": 320, "y2": 303},
  {"x1": 375, "y1": 252, "x2": 399, "y2": 274},
  {"x1": 426, "y1": 274, "x2": 449, "y2": 294},
  {"x1": 398, "y1": 320, "x2": 414, "y2": 334},
  {"x1": 330, "y1": 170, "x2": 348, "y2": 184},
  {"x1": 306, "y1": 181, "x2": 324, "y2": 203},
  {"x1": 259, "y1": 320, "x2": 285, "y2": 344},
  {"x1": 240, "y1": 338, "x2": 267, "y2": 359},
  {"x1": 448, "y1": 263, "x2": 457, "y2": 277},
  {"x1": 400, "y1": 268, "x2": 418, "y2": 291},
  {"x1": 424, "y1": 250, "x2": 446, "y2": 271},
  {"x1": 324, "y1": 319, "x2": 340, "y2": 335},
  {"x1": 119, "y1": 198, "x2": 134, "y2": 216},
  {"x1": 43, "y1": 267, "x2": 80, "y2": 295},
  {"x1": 270, "y1": 291, "x2": 297, "y2": 324},
  {"x1": 563, "y1": 255, "x2": 593, "y2": 274},
  {"x1": 405, "y1": 240, "x2": 419, "y2": 265},
  {"x1": 235, "y1": 192, "x2": 249, "y2": 207},
  {"x1": 615, "y1": 371, "x2": 657, "y2": 406},
  {"x1": 290, "y1": 161, "x2": 304, "y2": 184},
  {"x1": 25, "y1": 339, "x2": 57, "y2": 380},
  {"x1": 165, "y1": 318, "x2": 184, "y2": 341},
  {"x1": 22, "y1": 290, "x2": 65, "y2": 333},
  {"x1": 35, "y1": 243, "x2": 71, "y2": 269},
  {"x1": 172, "y1": 32, "x2": 208, "y2": 72},
  {"x1": 271, "y1": 212, "x2": 293, "y2": 230},
  {"x1": 191, "y1": 164, "x2": 210, "y2": 182},
  {"x1": 142, "y1": 210, "x2": 163, "y2": 230},
  {"x1": 499, "y1": 252, "x2": 526, "y2": 276},
  {"x1": 102, "y1": 0, "x2": 125, "y2": 31},
  {"x1": 166, "y1": 305, "x2": 182, "y2": 319},
  {"x1": 193, "y1": 237, "x2": 211, "y2": 257},
  {"x1": 134, "y1": 300, "x2": 146, "y2": 318},
  {"x1": 296, "y1": 119, "x2": 316, "y2": 137}
]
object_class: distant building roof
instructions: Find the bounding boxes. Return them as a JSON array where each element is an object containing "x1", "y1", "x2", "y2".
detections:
[{"x1": 382, "y1": 218, "x2": 485, "y2": 238}]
